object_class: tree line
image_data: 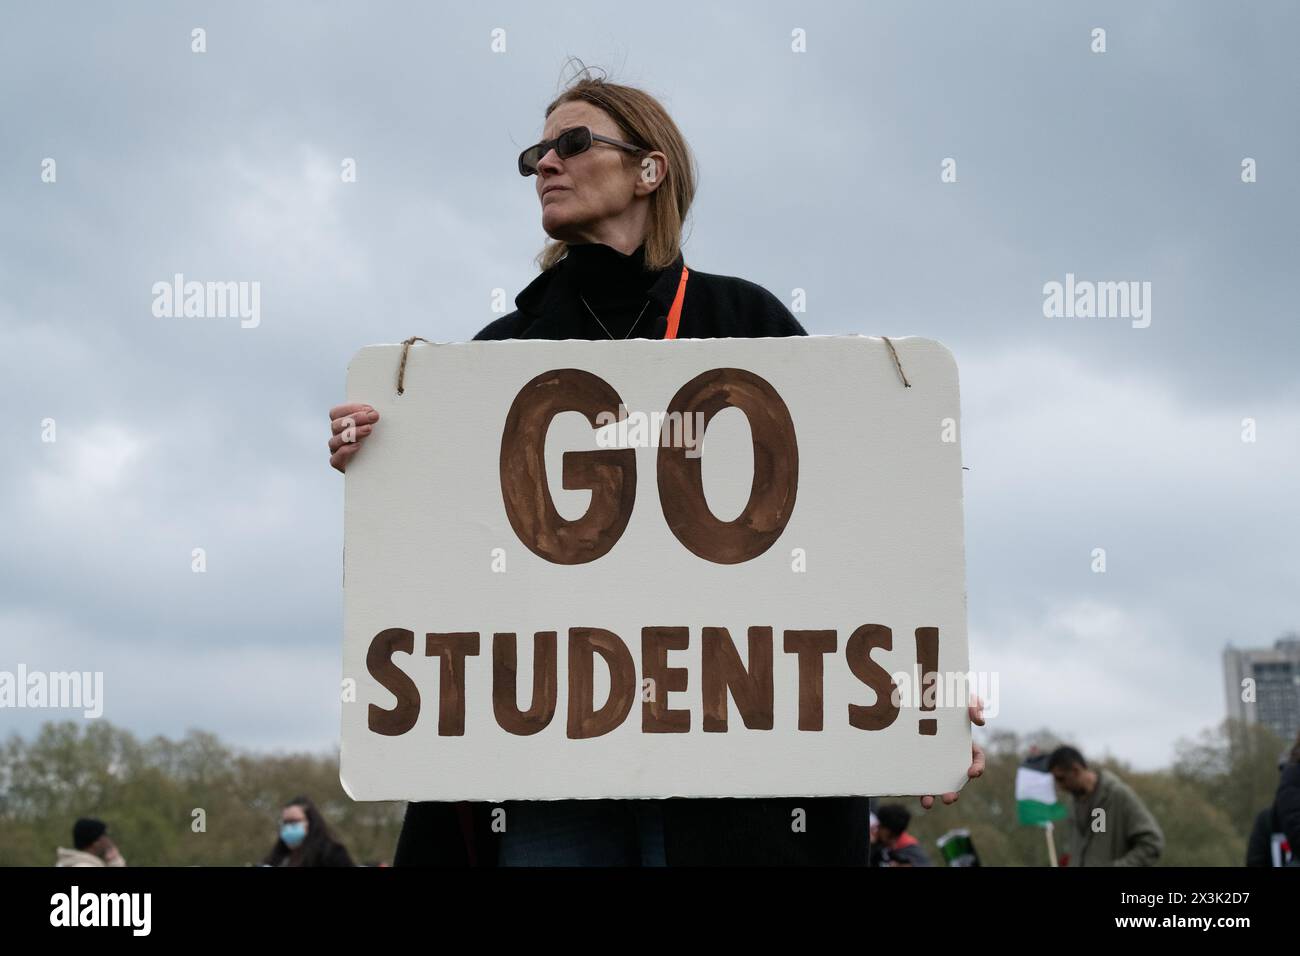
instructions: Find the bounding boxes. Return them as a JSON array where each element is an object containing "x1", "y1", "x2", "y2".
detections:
[{"x1": 0, "y1": 718, "x2": 1286, "y2": 866}]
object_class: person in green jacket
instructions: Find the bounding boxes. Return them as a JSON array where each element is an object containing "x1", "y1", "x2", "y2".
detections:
[{"x1": 1048, "y1": 746, "x2": 1164, "y2": 867}]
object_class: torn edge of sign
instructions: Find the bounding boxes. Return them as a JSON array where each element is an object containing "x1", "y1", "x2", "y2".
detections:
[{"x1": 363, "y1": 333, "x2": 953, "y2": 399}]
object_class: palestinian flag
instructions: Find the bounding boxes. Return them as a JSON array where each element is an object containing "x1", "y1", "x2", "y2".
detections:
[{"x1": 1016, "y1": 753, "x2": 1067, "y2": 825}]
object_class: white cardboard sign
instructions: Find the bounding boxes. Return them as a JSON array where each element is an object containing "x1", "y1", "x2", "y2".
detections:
[{"x1": 340, "y1": 335, "x2": 971, "y2": 801}]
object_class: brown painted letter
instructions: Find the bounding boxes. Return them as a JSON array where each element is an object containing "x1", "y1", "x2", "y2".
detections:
[
  {"x1": 702, "y1": 626, "x2": 774, "y2": 731},
  {"x1": 424, "y1": 632, "x2": 480, "y2": 736},
  {"x1": 845, "y1": 624, "x2": 900, "y2": 731},
  {"x1": 500, "y1": 369, "x2": 635, "y2": 564},
  {"x1": 641, "y1": 626, "x2": 690, "y2": 733},
  {"x1": 657, "y1": 368, "x2": 798, "y2": 564},
  {"x1": 567, "y1": 628, "x2": 637, "y2": 739},
  {"x1": 492, "y1": 631, "x2": 558, "y2": 736},
  {"x1": 782, "y1": 630, "x2": 837, "y2": 731},
  {"x1": 367, "y1": 627, "x2": 420, "y2": 736}
]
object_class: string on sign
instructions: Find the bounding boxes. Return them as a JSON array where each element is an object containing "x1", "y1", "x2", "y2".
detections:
[
  {"x1": 880, "y1": 336, "x2": 911, "y2": 388},
  {"x1": 397, "y1": 336, "x2": 432, "y2": 395}
]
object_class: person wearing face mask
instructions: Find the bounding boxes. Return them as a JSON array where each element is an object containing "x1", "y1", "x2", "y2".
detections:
[
  {"x1": 262, "y1": 796, "x2": 355, "y2": 867},
  {"x1": 327, "y1": 62, "x2": 987, "y2": 866}
]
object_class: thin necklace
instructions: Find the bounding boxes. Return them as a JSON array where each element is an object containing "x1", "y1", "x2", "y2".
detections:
[{"x1": 580, "y1": 294, "x2": 651, "y2": 340}]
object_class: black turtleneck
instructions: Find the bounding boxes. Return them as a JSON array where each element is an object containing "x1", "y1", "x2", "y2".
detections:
[
  {"x1": 563, "y1": 241, "x2": 665, "y2": 339},
  {"x1": 475, "y1": 238, "x2": 808, "y2": 343}
]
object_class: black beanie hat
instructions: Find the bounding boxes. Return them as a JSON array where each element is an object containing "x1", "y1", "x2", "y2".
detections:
[
  {"x1": 876, "y1": 804, "x2": 912, "y2": 835},
  {"x1": 73, "y1": 818, "x2": 107, "y2": 850}
]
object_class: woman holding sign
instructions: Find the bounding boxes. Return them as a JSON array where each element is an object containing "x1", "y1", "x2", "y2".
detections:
[{"x1": 327, "y1": 64, "x2": 984, "y2": 865}]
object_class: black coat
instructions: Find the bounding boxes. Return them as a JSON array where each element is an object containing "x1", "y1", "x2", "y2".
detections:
[
  {"x1": 1276, "y1": 760, "x2": 1300, "y2": 865},
  {"x1": 265, "y1": 837, "x2": 355, "y2": 867},
  {"x1": 1244, "y1": 807, "x2": 1274, "y2": 867},
  {"x1": 473, "y1": 245, "x2": 805, "y2": 342},
  {"x1": 394, "y1": 244, "x2": 871, "y2": 866}
]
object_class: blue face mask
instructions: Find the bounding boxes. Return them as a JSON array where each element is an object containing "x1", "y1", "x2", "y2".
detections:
[{"x1": 280, "y1": 821, "x2": 307, "y2": 848}]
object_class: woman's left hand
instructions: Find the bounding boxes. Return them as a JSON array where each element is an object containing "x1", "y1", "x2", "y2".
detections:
[{"x1": 918, "y1": 696, "x2": 986, "y2": 810}]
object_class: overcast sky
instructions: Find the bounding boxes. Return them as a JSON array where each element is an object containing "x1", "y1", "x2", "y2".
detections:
[{"x1": 2, "y1": 1, "x2": 1298, "y2": 770}]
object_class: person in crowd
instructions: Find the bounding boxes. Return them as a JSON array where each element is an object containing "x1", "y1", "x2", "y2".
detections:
[
  {"x1": 55, "y1": 817, "x2": 126, "y2": 867},
  {"x1": 1259, "y1": 731, "x2": 1300, "y2": 866},
  {"x1": 1049, "y1": 745, "x2": 1163, "y2": 867},
  {"x1": 1245, "y1": 744, "x2": 1295, "y2": 866},
  {"x1": 870, "y1": 804, "x2": 932, "y2": 866},
  {"x1": 262, "y1": 796, "x2": 355, "y2": 867}
]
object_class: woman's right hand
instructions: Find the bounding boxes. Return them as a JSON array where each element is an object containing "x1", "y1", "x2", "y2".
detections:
[{"x1": 329, "y1": 403, "x2": 380, "y2": 473}]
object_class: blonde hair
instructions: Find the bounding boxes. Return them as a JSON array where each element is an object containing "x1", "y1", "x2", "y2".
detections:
[{"x1": 534, "y1": 61, "x2": 697, "y2": 273}]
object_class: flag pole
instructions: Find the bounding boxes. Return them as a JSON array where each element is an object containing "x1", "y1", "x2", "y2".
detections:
[{"x1": 1044, "y1": 821, "x2": 1058, "y2": 867}]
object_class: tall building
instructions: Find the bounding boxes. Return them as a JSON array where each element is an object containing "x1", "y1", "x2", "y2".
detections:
[{"x1": 1223, "y1": 634, "x2": 1300, "y2": 745}]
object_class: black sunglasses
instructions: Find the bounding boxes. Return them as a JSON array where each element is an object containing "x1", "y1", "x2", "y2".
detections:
[{"x1": 518, "y1": 126, "x2": 648, "y2": 177}]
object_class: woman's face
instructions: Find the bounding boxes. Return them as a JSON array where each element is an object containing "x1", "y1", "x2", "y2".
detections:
[
  {"x1": 280, "y1": 804, "x2": 308, "y2": 837},
  {"x1": 533, "y1": 101, "x2": 660, "y2": 243}
]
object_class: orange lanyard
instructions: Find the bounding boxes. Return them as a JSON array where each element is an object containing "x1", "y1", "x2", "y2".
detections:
[{"x1": 663, "y1": 264, "x2": 690, "y2": 340}]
